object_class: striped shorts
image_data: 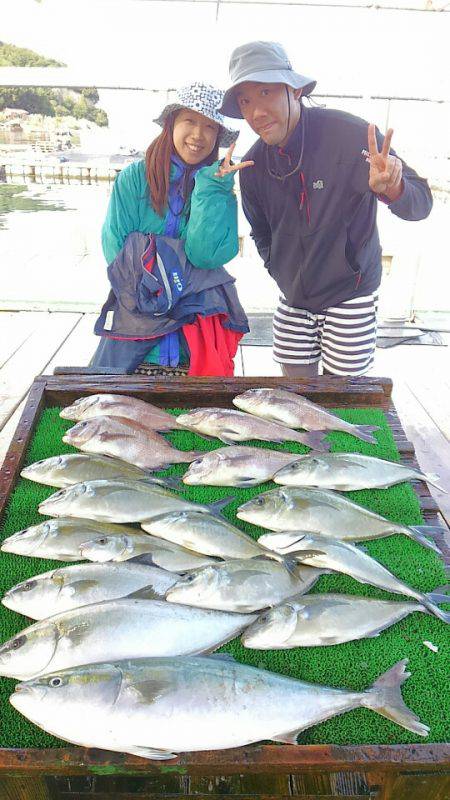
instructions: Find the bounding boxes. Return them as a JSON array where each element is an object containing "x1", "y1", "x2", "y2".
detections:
[{"x1": 273, "y1": 293, "x2": 378, "y2": 376}]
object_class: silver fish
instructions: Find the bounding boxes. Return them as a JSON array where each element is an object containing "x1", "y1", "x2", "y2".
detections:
[
  {"x1": 257, "y1": 532, "x2": 450, "y2": 623},
  {"x1": 60, "y1": 393, "x2": 177, "y2": 432},
  {"x1": 183, "y1": 446, "x2": 304, "y2": 487},
  {"x1": 176, "y1": 408, "x2": 329, "y2": 450},
  {"x1": 273, "y1": 453, "x2": 445, "y2": 492},
  {"x1": 62, "y1": 416, "x2": 200, "y2": 471},
  {"x1": 242, "y1": 594, "x2": 430, "y2": 649},
  {"x1": 166, "y1": 558, "x2": 326, "y2": 613},
  {"x1": 21, "y1": 453, "x2": 180, "y2": 490},
  {"x1": 237, "y1": 486, "x2": 442, "y2": 555},
  {"x1": 10, "y1": 657, "x2": 428, "y2": 760},
  {"x1": 1, "y1": 517, "x2": 149, "y2": 562},
  {"x1": 233, "y1": 388, "x2": 379, "y2": 444},
  {"x1": 142, "y1": 510, "x2": 268, "y2": 560},
  {"x1": 2, "y1": 562, "x2": 179, "y2": 620},
  {"x1": 38, "y1": 479, "x2": 232, "y2": 524},
  {"x1": 80, "y1": 530, "x2": 219, "y2": 572},
  {"x1": 0, "y1": 599, "x2": 255, "y2": 679}
]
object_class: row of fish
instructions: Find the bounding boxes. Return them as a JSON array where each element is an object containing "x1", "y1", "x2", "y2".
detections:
[
  {"x1": 9, "y1": 476, "x2": 441, "y2": 556},
  {"x1": 1, "y1": 389, "x2": 446, "y2": 758},
  {"x1": 61, "y1": 388, "x2": 381, "y2": 444},
  {"x1": 22, "y1": 449, "x2": 444, "y2": 493}
]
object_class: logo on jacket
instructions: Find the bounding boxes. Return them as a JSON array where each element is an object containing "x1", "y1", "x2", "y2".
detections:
[
  {"x1": 172, "y1": 272, "x2": 183, "y2": 292},
  {"x1": 312, "y1": 179, "x2": 324, "y2": 190}
]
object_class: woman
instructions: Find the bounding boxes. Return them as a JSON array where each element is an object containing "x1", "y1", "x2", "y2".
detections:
[{"x1": 91, "y1": 83, "x2": 253, "y2": 376}]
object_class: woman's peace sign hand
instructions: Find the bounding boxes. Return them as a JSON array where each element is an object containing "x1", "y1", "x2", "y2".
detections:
[
  {"x1": 214, "y1": 143, "x2": 254, "y2": 178},
  {"x1": 367, "y1": 124, "x2": 403, "y2": 199}
]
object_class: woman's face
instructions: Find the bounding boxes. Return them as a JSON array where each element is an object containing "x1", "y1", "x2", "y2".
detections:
[{"x1": 172, "y1": 109, "x2": 219, "y2": 165}]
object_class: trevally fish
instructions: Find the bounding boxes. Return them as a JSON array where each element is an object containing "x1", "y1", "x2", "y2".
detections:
[
  {"x1": 2, "y1": 562, "x2": 179, "y2": 620},
  {"x1": 233, "y1": 388, "x2": 379, "y2": 444},
  {"x1": 176, "y1": 408, "x2": 329, "y2": 450},
  {"x1": 1, "y1": 517, "x2": 149, "y2": 562},
  {"x1": 60, "y1": 393, "x2": 177, "y2": 432},
  {"x1": 80, "y1": 530, "x2": 219, "y2": 572},
  {"x1": 142, "y1": 510, "x2": 269, "y2": 560},
  {"x1": 273, "y1": 453, "x2": 445, "y2": 492},
  {"x1": 38, "y1": 479, "x2": 233, "y2": 524},
  {"x1": 257, "y1": 531, "x2": 450, "y2": 623},
  {"x1": 21, "y1": 453, "x2": 180, "y2": 490},
  {"x1": 183, "y1": 446, "x2": 304, "y2": 487},
  {"x1": 63, "y1": 416, "x2": 201, "y2": 471},
  {"x1": 10, "y1": 656, "x2": 428, "y2": 760},
  {"x1": 166, "y1": 558, "x2": 326, "y2": 613},
  {"x1": 237, "y1": 486, "x2": 442, "y2": 554},
  {"x1": 242, "y1": 594, "x2": 432, "y2": 649},
  {"x1": 0, "y1": 599, "x2": 255, "y2": 679}
]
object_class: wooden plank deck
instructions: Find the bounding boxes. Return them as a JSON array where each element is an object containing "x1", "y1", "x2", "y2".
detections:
[{"x1": 0, "y1": 311, "x2": 449, "y2": 525}]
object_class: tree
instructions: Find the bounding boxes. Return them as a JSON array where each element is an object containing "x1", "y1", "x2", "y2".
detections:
[{"x1": 0, "y1": 43, "x2": 108, "y2": 126}]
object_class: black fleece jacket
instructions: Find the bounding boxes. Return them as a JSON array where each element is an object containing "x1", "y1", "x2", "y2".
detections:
[{"x1": 239, "y1": 105, "x2": 433, "y2": 312}]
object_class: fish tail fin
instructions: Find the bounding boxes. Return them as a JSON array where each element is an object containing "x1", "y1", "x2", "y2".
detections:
[
  {"x1": 208, "y1": 496, "x2": 235, "y2": 516},
  {"x1": 297, "y1": 430, "x2": 331, "y2": 452},
  {"x1": 415, "y1": 473, "x2": 447, "y2": 493},
  {"x1": 407, "y1": 526, "x2": 444, "y2": 555},
  {"x1": 362, "y1": 659, "x2": 429, "y2": 736},
  {"x1": 424, "y1": 584, "x2": 450, "y2": 622},
  {"x1": 355, "y1": 424, "x2": 380, "y2": 444}
]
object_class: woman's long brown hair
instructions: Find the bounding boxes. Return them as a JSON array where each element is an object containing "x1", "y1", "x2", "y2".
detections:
[{"x1": 145, "y1": 111, "x2": 220, "y2": 217}]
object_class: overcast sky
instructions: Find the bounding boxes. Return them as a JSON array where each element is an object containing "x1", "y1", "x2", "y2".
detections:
[{"x1": 2, "y1": 0, "x2": 449, "y2": 98}]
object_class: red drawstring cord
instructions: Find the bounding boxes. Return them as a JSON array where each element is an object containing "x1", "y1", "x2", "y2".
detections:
[{"x1": 299, "y1": 171, "x2": 311, "y2": 226}]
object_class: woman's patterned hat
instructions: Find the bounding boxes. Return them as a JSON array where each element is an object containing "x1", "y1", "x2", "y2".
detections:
[{"x1": 154, "y1": 82, "x2": 239, "y2": 148}]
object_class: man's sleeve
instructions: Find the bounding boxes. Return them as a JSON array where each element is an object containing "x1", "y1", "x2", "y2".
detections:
[
  {"x1": 372, "y1": 127, "x2": 433, "y2": 221},
  {"x1": 239, "y1": 171, "x2": 272, "y2": 268}
]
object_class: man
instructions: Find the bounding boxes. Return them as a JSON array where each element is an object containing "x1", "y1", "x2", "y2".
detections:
[{"x1": 220, "y1": 41, "x2": 433, "y2": 376}]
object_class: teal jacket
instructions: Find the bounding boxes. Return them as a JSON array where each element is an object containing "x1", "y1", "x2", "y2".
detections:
[{"x1": 102, "y1": 158, "x2": 239, "y2": 268}]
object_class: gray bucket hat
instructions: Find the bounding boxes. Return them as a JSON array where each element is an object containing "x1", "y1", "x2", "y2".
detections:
[
  {"x1": 219, "y1": 41, "x2": 316, "y2": 119},
  {"x1": 154, "y1": 82, "x2": 239, "y2": 148}
]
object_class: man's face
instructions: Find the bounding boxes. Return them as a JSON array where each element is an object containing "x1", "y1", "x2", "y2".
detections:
[{"x1": 235, "y1": 82, "x2": 300, "y2": 146}]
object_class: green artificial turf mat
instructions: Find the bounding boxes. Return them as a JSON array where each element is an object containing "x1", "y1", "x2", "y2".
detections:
[{"x1": 0, "y1": 405, "x2": 448, "y2": 749}]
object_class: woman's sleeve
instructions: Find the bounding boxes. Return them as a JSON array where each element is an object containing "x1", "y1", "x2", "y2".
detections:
[
  {"x1": 184, "y1": 161, "x2": 239, "y2": 269},
  {"x1": 101, "y1": 162, "x2": 143, "y2": 264}
]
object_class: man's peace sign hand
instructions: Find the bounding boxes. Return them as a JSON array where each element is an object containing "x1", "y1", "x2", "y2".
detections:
[
  {"x1": 214, "y1": 143, "x2": 254, "y2": 178},
  {"x1": 368, "y1": 124, "x2": 403, "y2": 200}
]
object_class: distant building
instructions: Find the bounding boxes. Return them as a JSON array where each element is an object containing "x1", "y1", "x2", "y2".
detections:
[{"x1": 1, "y1": 108, "x2": 29, "y2": 120}]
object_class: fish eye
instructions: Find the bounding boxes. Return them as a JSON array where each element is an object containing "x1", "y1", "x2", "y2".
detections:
[
  {"x1": 185, "y1": 574, "x2": 196, "y2": 583},
  {"x1": 97, "y1": 538, "x2": 108, "y2": 546},
  {"x1": 11, "y1": 635, "x2": 26, "y2": 651},
  {"x1": 254, "y1": 497, "x2": 265, "y2": 506},
  {"x1": 49, "y1": 676, "x2": 63, "y2": 688},
  {"x1": 22, "y1": 581, "x2": 36, "y2": 592}
]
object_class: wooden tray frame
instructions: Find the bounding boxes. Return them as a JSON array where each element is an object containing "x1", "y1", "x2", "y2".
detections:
[{"x1": 0, "y1": 374, "x2": 448, "y2": 800}]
